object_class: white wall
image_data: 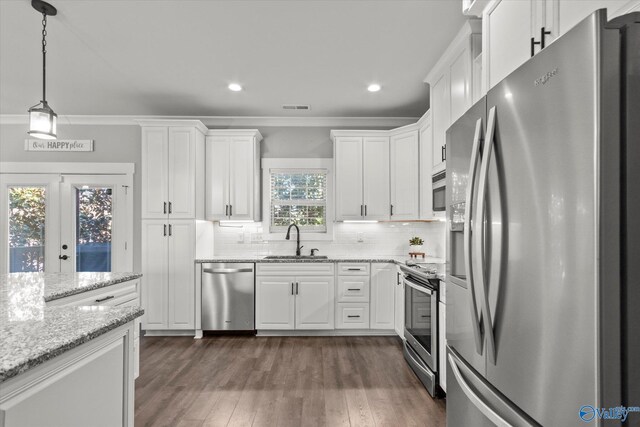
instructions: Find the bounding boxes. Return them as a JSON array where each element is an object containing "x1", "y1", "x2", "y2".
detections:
[
  {"x1": 0, "y1": 123, "x2": 143, "y2": 270},
  {"x1": 213, "y1": 221, "x2": 446, "y2": 260}
]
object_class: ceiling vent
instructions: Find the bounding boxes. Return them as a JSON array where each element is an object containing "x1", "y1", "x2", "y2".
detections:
[{"x1": 282, "y1": 104, "x2": 311, "y2": 111}]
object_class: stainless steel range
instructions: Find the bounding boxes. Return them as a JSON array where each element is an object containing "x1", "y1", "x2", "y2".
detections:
[{"x1": 399, "y1": 262, "x2": 441, "y2": 397}]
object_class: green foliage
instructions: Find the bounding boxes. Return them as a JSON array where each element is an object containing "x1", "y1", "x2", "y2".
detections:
[
  {"x1": 8, "y1": 187, "x2": 46, "y2": 248},
  {"x1": 76, "y1": 188, "x2": 112, "y2": 244},
  {"x1": 409, "y1": 236, "x2": 424, "y2": 246}
]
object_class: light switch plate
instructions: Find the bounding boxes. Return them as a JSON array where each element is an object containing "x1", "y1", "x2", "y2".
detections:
[{"x1": 357, "y1": 232, "x2": 364, "y2": 242}]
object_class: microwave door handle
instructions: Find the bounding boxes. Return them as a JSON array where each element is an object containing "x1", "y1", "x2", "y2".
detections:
[
  {"x1": 475, "y1": 106, "x2": 498, "y2": 365},
  {"x1": 464, "y1": 117, "x2": 485, "y2": 356}
]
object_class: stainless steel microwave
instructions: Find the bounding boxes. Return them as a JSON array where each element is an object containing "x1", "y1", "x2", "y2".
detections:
[{"x1": 432, "y1": 170, "x2": 445, "y2": 212}]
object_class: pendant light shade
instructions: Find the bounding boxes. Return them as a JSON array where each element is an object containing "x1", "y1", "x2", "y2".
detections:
[
  {"x1": 28, "y1": 101, "x2": 57, "y2": 139},
  {"x1": 28, "y1": 0, "x2": 58, "y2": 140}
]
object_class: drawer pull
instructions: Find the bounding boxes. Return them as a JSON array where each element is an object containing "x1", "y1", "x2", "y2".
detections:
[
  {"x1": 347, "y1": 268, "x2": 363, "y2": 271},
  {"x1": 347, "y1": 315, "x2": 361, "y2": 318},
  {"x1": 95, "y1": 295, "x2": 115, "y2": 303},
  {"x1": 421, "y1": 315, "x2": 429, "y2": 318},
  {"x1": 347, "y1": 288, "x2": 361, "y2": 291}
]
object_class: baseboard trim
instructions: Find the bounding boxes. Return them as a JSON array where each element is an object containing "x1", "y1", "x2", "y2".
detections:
[
  {"x1": 256, "y1": 329, "x2": 398, "y2": 337},
  {"x1": 143, "y1": 330, "x2": 195, "y2": 337}
]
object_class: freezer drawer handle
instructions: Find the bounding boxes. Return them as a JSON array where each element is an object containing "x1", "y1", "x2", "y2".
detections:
[
  {"x1": 203, "y1": 268, "x2": 254, "y2": 274},
  {"x1": 95, "y1": 295, "x2": 115, "y2": 303},
  {"x1": 448, "y1": 353, "x2": 511, "y2": 427}
]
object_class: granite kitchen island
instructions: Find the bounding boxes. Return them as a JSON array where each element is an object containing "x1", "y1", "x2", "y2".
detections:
[{"x1": 0, "y1": 272, "x2": 143, "y2": 427}]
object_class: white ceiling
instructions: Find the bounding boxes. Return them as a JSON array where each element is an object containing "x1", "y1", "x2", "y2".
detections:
[{"x1": 0, "y1": 0, "x2": 466, "y2": 119}]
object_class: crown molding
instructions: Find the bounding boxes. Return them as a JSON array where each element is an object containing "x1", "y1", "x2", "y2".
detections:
[{"x1": 0, "y1": 114, "x2": 418, "y2": 128}]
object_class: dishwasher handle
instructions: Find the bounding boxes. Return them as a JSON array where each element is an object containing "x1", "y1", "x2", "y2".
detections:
[{"x1": 203, "y1": 268, "x2": 254, "y2": 274}]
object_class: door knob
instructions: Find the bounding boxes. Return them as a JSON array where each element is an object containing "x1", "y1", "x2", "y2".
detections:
[{"x1": 59, "y1": 255, "x2": 69, "y2": 260}]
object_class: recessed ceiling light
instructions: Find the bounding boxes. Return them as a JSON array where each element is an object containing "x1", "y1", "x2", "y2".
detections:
[
  {"x1": 367, "y1": 84, "x2": 381, "y2": 92},
  {"x1": 228, "y1": 83, "x2": 242, "y2": 92}
]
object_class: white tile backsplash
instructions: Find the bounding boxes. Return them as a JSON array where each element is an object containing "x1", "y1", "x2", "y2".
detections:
[{"x1": 211, "y1": 221, "x2": 446, "y2": 258}]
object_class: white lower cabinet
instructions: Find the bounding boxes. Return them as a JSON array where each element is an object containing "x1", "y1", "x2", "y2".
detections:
[
  {"x1": 47, "y1": 279, "x2": 141, "y2": 379},
  {"x1": 256, "y1": 265, "x2": 335, "y2": 330},
  {"x1": 394, "y1": 266, "x2": 405, "y2": 339},
  {"x1": 255, "y1": 276, "x2": 296, "y2": 329},
  {"x1": 370, "y1": 263, "x2": 396, "y2": 330},
  {"x1": 142, "y1": 219, "x2": 195, "y2": 331},
  {"x1": 336, "y1": 303, "x2": 370, "y2": 329},
  {"x1": 0, "y1": 324, "x2": 136, "y2": 427}
]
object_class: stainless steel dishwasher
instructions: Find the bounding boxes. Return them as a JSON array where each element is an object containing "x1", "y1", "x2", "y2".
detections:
[{"x1": 201, "y1": 263, "x2": 255, "y2": 331}]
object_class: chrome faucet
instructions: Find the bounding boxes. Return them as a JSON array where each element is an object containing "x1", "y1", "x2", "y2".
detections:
[{"x1": 285, "y1": 223, "x2": 303, "y2": 256}]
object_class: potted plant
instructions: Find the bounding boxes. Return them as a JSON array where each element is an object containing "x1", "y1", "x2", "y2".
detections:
[{"x1": 409, "y1": 236, "x2": 424, "y2": 252}]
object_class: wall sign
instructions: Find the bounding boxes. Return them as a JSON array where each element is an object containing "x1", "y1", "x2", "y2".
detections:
[{"x1": 24, "y1": 139, "x2": 94, "y2": 152}]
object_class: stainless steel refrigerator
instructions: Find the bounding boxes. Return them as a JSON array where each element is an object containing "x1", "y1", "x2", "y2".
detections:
[{"x1": 445, "y1": 10, "x2": 639, "y2": 427}]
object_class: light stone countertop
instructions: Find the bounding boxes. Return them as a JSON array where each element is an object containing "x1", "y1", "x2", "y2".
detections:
[
  {"x1": 195, "y1": 255, "x2": 445, "y2": 264},
  {"x1": 0, "y1": 272, "x2": 144, "y2": 383}
]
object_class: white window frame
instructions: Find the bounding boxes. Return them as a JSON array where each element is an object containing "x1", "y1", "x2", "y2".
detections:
[
  {"x1": 262, "y1": 158, "x2": 334, "y2": 241},
  {"x1": 0, "y1": 162, "x2": 135, "y2": 273}
]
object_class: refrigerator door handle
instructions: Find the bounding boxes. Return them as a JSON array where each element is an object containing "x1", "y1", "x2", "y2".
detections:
[
  {"x1": 464, "y1": 117, "x2": 485, "y2": 355},
  {"x1": 448, "y1": 352, "x2": 511, "y2": 427},
  {"x1": 475, "y1": 106, "x2": 498, "y2": 365}
]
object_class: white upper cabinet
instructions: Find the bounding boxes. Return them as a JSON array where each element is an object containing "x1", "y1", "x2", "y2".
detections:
[
  {"x1": 205, "y1": 130, "x2": 263, "y2": 221},
  {"x1": 390, "y1": 129, "x2": 419, "y2": 220},
  {"x1": 332, "y1": 132, "x2": 390, "y2": 221},
  {"x1": 482, "y1": 0, "x2": 637, "y2": 92},
  {"x1": 484, "y1": 0, "x2": 532, "y2": 90},
  {"x1": 334, "y1": 136, "x2": 364, "y2": 221},
  {"x1": 363, "y1": 137, "x2": 391, "y2": 220},
  {"x1": 425, "y1": 20, "x2": 482, "y2": 175},
  {"x1": 418, "y1": 111, "x2": 434, "y2": 219},
  {"x1": 140, "y1": 121, "x2": 206, "y2": 220}
]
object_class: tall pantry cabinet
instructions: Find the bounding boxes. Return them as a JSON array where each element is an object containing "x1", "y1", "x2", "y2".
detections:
[{"x1": 140, "y1": 120, "x2": 207, "y2": 332}]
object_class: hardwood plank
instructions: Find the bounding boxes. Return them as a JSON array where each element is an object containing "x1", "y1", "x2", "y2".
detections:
[{"x1": 135, "y1": 335, "x2": 447, "y2": 427}]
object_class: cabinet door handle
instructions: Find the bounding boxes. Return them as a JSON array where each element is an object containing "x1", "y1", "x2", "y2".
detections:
[
  {"x1": 531, "y1": 36, "x2": 541, "y2": 57},
  {"x1": 360, "y1": 205, "x2": 364, "y2": 217},
  {"x1": 295, "y1": 282, "x2": 299, "y2": 295},
  {"x1": 164, "y1": 202, "x2": 167, "y2": 214},
  {"x1": 168, "y1": 201, "x2": 172, "y2": 214},
  {"x1": 364, "y1": 205, "x2": 367, "y2": 216},
  {"x1": 442, "y1": 144, "x2": 446, "y2": 162},
  {"x1": 291, "y1": 282, "x2": 294, "y2": 295},
  {"x1": 229, "y1": 205, "x2": 233, "y2": 216},
  {"x1": 95, "y1": 295, "x2": 115, "y2": 303},
  {"x1": 540, "y1": 26, "x2": 551, "y2": 49},
  {"x1": 347, "y1": 288, "x2": 361, "y2": 291},
  {"x1": 163, "y1": 224, "x2": 167, "y2": 236},
  {"x1": 347, "y1": 315, "x2": 361, "y2": 318},
  {"x1": 169, "y1": 224, "x2": 172, "y2": 236},
  {"x1": 390, "y1": 204, "x2": 394, "y2": 216}
]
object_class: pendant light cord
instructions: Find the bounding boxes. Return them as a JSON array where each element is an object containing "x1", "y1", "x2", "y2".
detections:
[{"x1": 41, "y1": 12, "x2": 47, "y2": 102}]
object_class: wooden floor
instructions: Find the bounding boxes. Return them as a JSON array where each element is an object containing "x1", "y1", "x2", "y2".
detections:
[{"x1": 135, "y1": 335, "x2": 446, "y2": 427}]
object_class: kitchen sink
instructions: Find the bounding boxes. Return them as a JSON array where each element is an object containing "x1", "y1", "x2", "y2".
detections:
[{"x1": 262, "y1": 255, "x2": 329, "y2": 260}]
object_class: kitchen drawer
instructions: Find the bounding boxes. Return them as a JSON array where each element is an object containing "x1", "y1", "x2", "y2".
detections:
[
  {"x1": 47, "y1": 279, "x2": 140, "y2": 307},
  {"x1": 337, "y1": 262, "x2": 370, "y2": 276},
  {"x1": 336, "y1": 276, "x2": 370, "y2": 303},
  {"x1": 336, "y1": 303, "x2": 369, "y2": 329},
  {"x1": 256, "y1": 262, "x2": 334, "y2": 276}
]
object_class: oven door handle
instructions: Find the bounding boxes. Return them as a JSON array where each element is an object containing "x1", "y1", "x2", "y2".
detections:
[{"x1": 403, "y1": 277, "x2": 434, "y2": 295}]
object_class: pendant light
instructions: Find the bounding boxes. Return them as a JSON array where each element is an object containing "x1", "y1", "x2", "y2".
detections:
[{"x1": 28, "y1": 0, "x2": 58, "y2": 140}]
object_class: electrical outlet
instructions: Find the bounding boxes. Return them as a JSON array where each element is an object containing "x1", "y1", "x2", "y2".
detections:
[
  {"x1": 251, "y1": 233, "x2": 263, "y2": 243},
  {"x1": 237, "y1": 232, "x2": 245, "y2": 243},
  {"x1": 357, "y1": 232, "x2": 364, "y2": 242}
]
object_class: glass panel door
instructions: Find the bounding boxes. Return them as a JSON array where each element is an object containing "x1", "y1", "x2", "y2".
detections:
[
  {"x1": 60, "y1": 175, "x2": 130, "y2": 273},
  {"x1": 0, "y1": 175, "x2": 60, "y2": 274}
]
